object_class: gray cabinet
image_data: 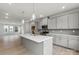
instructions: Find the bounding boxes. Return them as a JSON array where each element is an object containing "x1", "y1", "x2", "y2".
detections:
[
  {"x1": 68, "y1": 37, "x2": 79, "y2": 50},
  {"x1": 48, "y1": 17, "x2": 57, "y2": 29}
]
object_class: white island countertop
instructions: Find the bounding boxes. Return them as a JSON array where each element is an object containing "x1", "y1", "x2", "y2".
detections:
[{"x1": 20, "y1": 34, "x2": 53, "y2": 43}]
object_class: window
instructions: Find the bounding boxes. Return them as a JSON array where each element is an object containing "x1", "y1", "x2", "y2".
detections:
[
  {"x1": 4, "y1": 25, "x2": 9, "y2": 32},
  {"x1": 14, "y1": 26, "x2": 18, "y2": 32},
  {"x1": 9, "y1": 26, "x2": 13, "y2": 32},
  {"x1": 4, "y1": 25, "x2": 21, "y2": 33}
]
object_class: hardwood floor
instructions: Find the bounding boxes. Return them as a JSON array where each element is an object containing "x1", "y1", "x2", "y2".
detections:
[
  {"x1": 0, "y1": 35, "x2": 79, "y2": 55},
  {"x1": 53, "y1": 45, "x2": 79, "y2": 55},
  {"x1": 0, "y1": 44, "x2": 79, "y2": 55},
  {"x1": 0, "y1": 46, "x2": 26, "y2": 55},
  {"x1": 0, "y1": 35, "x2": 27, "y2": 55}
]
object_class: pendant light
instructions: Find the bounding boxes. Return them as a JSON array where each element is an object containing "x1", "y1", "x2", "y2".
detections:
[
  {"x1": 31, "y1": 2, "x2": 36, "y2": 21},
  {"x1": 22, "y1": 11, "x2": 25, "y2": 24}
]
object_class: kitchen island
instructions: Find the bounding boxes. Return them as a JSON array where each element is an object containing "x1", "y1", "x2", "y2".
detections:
[{"x1": 20, "y1": 34, "x2": 53, "y2": 55}]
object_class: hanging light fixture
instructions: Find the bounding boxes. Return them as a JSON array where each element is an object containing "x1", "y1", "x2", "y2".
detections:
[
  {"x1": 22, "y1": 19, "x2": 24, "y2": 24},
  {"x1": 31, "y1": 2, "x2": 36, "y2": 21},
  {"x1": 21, "y1": 11, "x2": 25, "y2": 24},
  {"x1": 32, "y1": 13, "x2": 36, "y2": 20}
]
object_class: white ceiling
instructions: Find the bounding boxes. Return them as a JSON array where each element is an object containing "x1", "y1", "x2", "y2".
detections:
[{"x1": 0, "y1": 3, "x2": 79, "y2": 23}]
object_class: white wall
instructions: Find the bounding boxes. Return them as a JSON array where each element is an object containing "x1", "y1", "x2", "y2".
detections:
[
  {"x1": 23, "y1": 22, "x2": 30, "y2": 33},
  {"x1": 0, "y1": 19, "x2": 21, "y2": 25}
]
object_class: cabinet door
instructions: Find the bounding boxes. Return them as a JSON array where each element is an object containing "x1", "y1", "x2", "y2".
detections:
[
  {"x1": 78, "y1": 13, "x2": 79, "y2": 28},
  {"x1": 57, "y1": 15, "x2": 68, "y2": 29},
  {"x1": 38, "y1": 18, "x2": 48, "y2": 29},
  {"x1": 53, "y1": 35, "x2": 56, "y2": 44},
  {"x1": 69, "y1": 37, "x2": 78, "y2": 50},
  {"x1": 76, "y1": 37, "x2": 79, "y2": 50},
  {"x1": 55, "y1": 35, "x2": 61, "y2": 45},
  {"x1": 73, "y1": 13, "x2": 79, "y2": 28},
  {"x1": 48, "y1": 17, "x2": 57, "y2": 29},
  {"x1": 57, "y1": 16, "x2": 63, "y2": 29},
  {"x1": 42, "y1": 18, "x2": 48, "y2": 25},
  {"x1": 68, "y1": 13, "x2": 79, "y2": 29},
  {"x1": 68, "y1": 13, "x2": 74, "y2": 28},
  {"x1": 38, "y1": 21, "x2": 42, "y2": 29},
  {"x1": 62, "y1": 15, "x2": 68, "y2": 29},
  {"x1": 60, "y1": 36, "x2": 68, "y2": 47}
]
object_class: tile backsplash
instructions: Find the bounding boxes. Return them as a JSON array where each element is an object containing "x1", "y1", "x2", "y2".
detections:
[{"x1": 49, "y1": 29, "x2": 79, "y2": 35}]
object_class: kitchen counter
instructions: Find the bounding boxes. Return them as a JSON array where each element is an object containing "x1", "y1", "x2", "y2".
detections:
[
  {"x1": 20, "y1": 34, "x2": 53, "y2": 43},
  {"x1": 47, "y1": 33, "x2": 79, "y2": 37},
  {"x1": 20, "y1": 34, "x2": 53, "y2": 55}
]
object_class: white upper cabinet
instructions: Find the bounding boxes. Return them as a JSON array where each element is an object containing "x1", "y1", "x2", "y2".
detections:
[
  {"x1": 68, "y1": 12, "x2": 79, "y2": 29},
  {"x1": 41, "y1": 18, "x2": 48, "y2": 25},
  {"x1": 62, "y1": 15, "x2": 68, "y2": 29},
  {"x1": 53, "y1": 12, "x2": 79, "y2": 29},
  {"x1": 73, "y1": 13, "x2": 79, "y2": 28},
  {"x1": 38, "y1": 21, "x2": 42, "y2": 29},
  {"x1": 41, "y1": 11, "x2": 79, "y2": 29},
  {"x1": 38, "y1": 18, "x2": 48, "y2": 29},
  {"x1": 57, "y1": 15, "x2": 68, "y2": 29},
  {"x1": 48, "y1": 17, "x2": 57, "y2": 29},
  {"x1": 68, "y1": 13, "x2": 74, "y2": 28},
  {"x1": 57, "y1": 16, "x2": 63, "y2": 29}
]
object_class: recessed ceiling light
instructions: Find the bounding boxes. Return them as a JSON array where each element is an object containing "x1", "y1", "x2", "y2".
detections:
[
  {"x1": 62, "y1": 6, "x2": 65, "y2": 9},
  {"x1": 22, "y1": 19, "x2": 24, "y2": 24},
  {"x1": 5, "y1": 13, "x2": 8, "y2": 15}
]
